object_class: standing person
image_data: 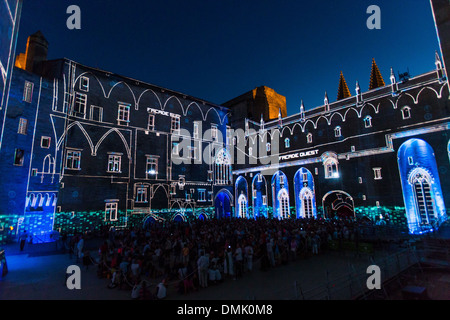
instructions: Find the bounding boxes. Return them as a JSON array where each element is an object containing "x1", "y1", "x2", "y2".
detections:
[
  {"x1": 290, "y1": 238, "x2": 298, "y2": 261},
  {"x1": 155, "y1": 278, "x2": 167, "y2": 299},
  {"x1": 234, "y1": 243, "x2": 243, "y2": 279},
  {"x1": 197, "y1": 251, "x2": 209, "y2": 288},
  {"x1": 19, "y1": 230, "x2": 28, "y2": 251},
  {"x1": 244, "y1": 242, "x2": 254, "y2": 272},
  {"x1": 77, "y1": 236, "x2": 84, "y2": 262}
]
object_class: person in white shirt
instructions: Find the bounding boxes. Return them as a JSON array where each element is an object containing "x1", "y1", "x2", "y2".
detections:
[
  {"x1": 156, "y1": 279, "x2": 167, "y2": 299},
  {"x1": 197, "y1": 251, "x2": 209, "y2": 288}
]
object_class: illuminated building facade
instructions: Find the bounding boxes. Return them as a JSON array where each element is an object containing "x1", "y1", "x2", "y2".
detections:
[
  {"x1": 0, "y1": 1, "x2": 449, "y2": 243},
  {"x1": 229, "y1": 57, "x2": 450, "y2": 234},
  {"x1": 0, "y1": 32, "x2": 231, "y2": 242}
]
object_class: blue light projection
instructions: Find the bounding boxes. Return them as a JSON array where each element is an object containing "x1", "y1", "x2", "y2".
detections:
[
  {"x1": 214, "y1": 190, "x2": 232, "y2": 219},
  {"x1": 397, "y1": 138, "x2": 447, "y2": 234},
  {"x1": 235, "y1": 176, "x2": 248, "y2": 218},
  {"x1": 252, "y1": 173, "x2": 268, "y2": 219},
  {"x1": 294, "y1": 168, "x2": 317, "y2": 219},
  {"x1": 271, "y1": 171, "x2": 290, "y2": 219}
]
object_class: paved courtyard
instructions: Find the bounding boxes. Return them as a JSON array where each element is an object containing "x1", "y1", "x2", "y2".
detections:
[{"x1": 0, "y1": 238, "x2": 411, "y2": 300}]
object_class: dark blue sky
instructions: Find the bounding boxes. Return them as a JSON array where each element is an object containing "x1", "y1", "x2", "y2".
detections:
[{"x1": 17, "y1": 0, "x2": 440, "y2": 115}]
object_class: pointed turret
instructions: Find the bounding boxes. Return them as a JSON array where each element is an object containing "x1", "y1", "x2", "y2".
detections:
[
  {"x1": 369, "y1": 58, "x2": 386, "y2": 90},
  {"x1": 390, "y1": 67, "x2": 396, "y2": 84},
  {"x1": 355, "y1": 81, "x2": 362, "y2": 104},
  {"x1": 337, "y1": 71, "x2": 352, "y2": 101},
  {"x1": 324, "y1": 92, "x2": 329, "y2": 112},
  {"x1": 300, "y1": 100, "x2": 305, "y2": 121},
  {"x1": 260, "y1": 114, "x2": 265, "y2": 132},
  {"x1": 278, "y1": 108, "x2": 282, "y2": 127}
]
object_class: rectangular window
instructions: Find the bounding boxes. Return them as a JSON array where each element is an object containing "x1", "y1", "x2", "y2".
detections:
[
  {"x1": 351, "y1": 146, "x2": 356, "y2": 152},
  {"x1": 118, "y1": 104, "x2": 130, "y2": 122},
  {"x1": 18, "y1": 118, "x2": 28, "y2": 135},
  {"x1": 14, "y1": 149, "x2": 25, "y2": 166},
  {"x1": 193, "y1": 122, "x2": 200, "y2": 139},
  {"x1": 170, "y1": 184, "x2": 176, "y2": 195},
  {"x1": 90, "y1": 106, "x2": 103, "y2": 122},
  {"x1": 105, "y1": 201, "x2": 118, "y2": 221},
  {"x1": 358, "y1": 177, "x2": 363, "y2": 184},
  {"x1": 146, "y1": 156, "x2": 158, "y2": 179},
  {"x1": 198, "y1": 189, "x2": 206, "y2": 202},
  {"x1": 107, "y1": 154, "x2": 122, "y2": 173},
  {"x1": 408, "y1": 157, "x2": 414, "y2": 165},
  {"x1": 41, "y1": 136, "x2": 51, "y2": 148},
  {"x1": 207, "y1": 170, "x2": 213, "y2": 182},
  {"x1": 307, "y1": 133, "x2": 313, "y2": 144},
  {"x1": 226, "y1": 126, "x2": 232, "y2": 145},
  {"x1": 302, "y1": 173, "x2": 308, "y2": 182},
  {"x1": 172, "y1": 142, "x2": 179, "y2": 156},
  {"x1": 23, "y1": 81, "x2": 33, "y2": 103},
  {"x1": 253, "y1": 189, "x2": 257, "y2": 198},
  {"x1": 373, "y1": 168, "x2": 382, "y2": 180},
  {"x1": 136, "y1": 187, "x2": 148, "y2": 203},
  {"x1": 73, "y1": 92, "x2": 87, "y2": 116},
  {"x1": 211, "y1": 124, "x2": 218, "y2": 140},
  {"x1": 148, "y1": 114, "x2": 155, "y2": 130},
  {"x1": 79, "y1": 76, "x2": 89, "y2": 92},
  {"x1": 65, "y1": 149, "x2": 81, "y2": 170},
  {"x1": 31, "y1": 168, "x2": 38, "y2": 176},
  {"x1": 266, "y1": 143, "x2": 271, "y2": 152},
  {"x1": 285, "y1": 138, "x2": 290, "y2": 148},
  {"x1": 262, "y1": 195, "x2": 267, "y2": 205},
  {"x1": 186, "y1": 193, "x2": 191, "y2": 201},
  {"x1": 171, "y1": 116, "x2": 180, "y2": 133}
]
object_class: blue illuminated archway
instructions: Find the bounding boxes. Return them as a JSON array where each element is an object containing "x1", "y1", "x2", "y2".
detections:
[
  {"x1": 235, "y1": 176, "x2": 249, "y2": 218},
  {"x1": 252, "y1": 173, "x2": 268, "y2": 218},
  {"x1": 214, "y1": 189, "x2": 233, "y2": 219},
  {"x1": 294, "y1": 168, "x2": 317, "y2": 219},
  {"x1": 398, "y1": 138, "x2": 447, "y2": 234},
  {"x1": 271, "y1": 171, "x2": 290, "y2": 219}
]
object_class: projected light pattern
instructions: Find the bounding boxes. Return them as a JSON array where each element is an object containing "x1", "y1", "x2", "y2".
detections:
[
  {"x1": 235, "y1": 176, "x2": 248, "y2": 218},
  {"x1": 398, "y1": 138, "x2": 447, "y2": 234},
  {"x1": 294, "y1": 168, "x2": 317, "y2": 219},
  {"x1": 252, "y1": 173, "x2": 268, "y2": 219},
  {"x1": 271, "y1": 171, "x2": 290, "y2": 219}
]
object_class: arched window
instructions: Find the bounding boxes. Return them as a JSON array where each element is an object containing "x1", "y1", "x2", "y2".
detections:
[
  {"x1": 300, "y1": 188, "x2": 314, "y2": 218},
  {"x1": 238, "y1": 194, "x2": 248, "y2": 218},
  {"x1": 401, "y1": 106, "x2": 411, "y2": 119},
  {"x1": 409, "y1": 169, "x2": 436, "y2": 227},
  {"x1": 323, "y1": 157, "x2": 339, "y2": 179},
  {"x1": 334, "y1": 126, "x2": 342, "y2": 137},
  {"x1": 285, "y1": 138, "x2": 290, "y2": 148},
  {"x1": 307, "y1": 133, "x2": 313, "y2": 144},
  {"x1": 364, "y1": 116, "x2": 372, "y2": 128},
  {"x1": 278, "y1": 189, "x2": 290, "y2": 219},
  {"x1": 215, "y1": 149, "x2": 232, "y2": 185}
]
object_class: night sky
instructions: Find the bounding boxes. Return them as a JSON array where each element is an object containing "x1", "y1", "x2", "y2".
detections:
[{"x1": 16, "y1": 0, "x2": 440, "y2": 115}]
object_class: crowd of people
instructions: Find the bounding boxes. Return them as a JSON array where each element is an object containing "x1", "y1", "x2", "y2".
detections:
[{"x1": 69, "y1": 217, "x2": 367, "y2": 300}]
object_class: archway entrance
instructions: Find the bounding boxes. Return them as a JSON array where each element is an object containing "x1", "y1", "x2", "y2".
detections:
[
  {"x1": 322, "y1": 191, "x2": 355, "y2": 219},
  {"x1": 214, "y1": 190, "x2": 232, "y2": 219}
]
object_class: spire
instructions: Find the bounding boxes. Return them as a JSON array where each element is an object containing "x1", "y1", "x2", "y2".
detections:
[
  {"x1": 337, "y1": 71, "x2": 352, "y2": 101},
  {"x1": 390, "y1": 67, "x2": 396, "y2": 84},
  {"x1": 278, "y1": 108, "x2": 282, "y2": 127},
  {"x1": 369, "y1": 58, "x2": 385, "y2": 90},
  {"x1": 355, "y1": 81, "x2": 362, "y2": 105},
  {"x1": 300, "y1": 100, "x2": 305, "y2": 121},
  {"x1": 324, "y1": 92, "x2": 330, "y2": 112}
]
